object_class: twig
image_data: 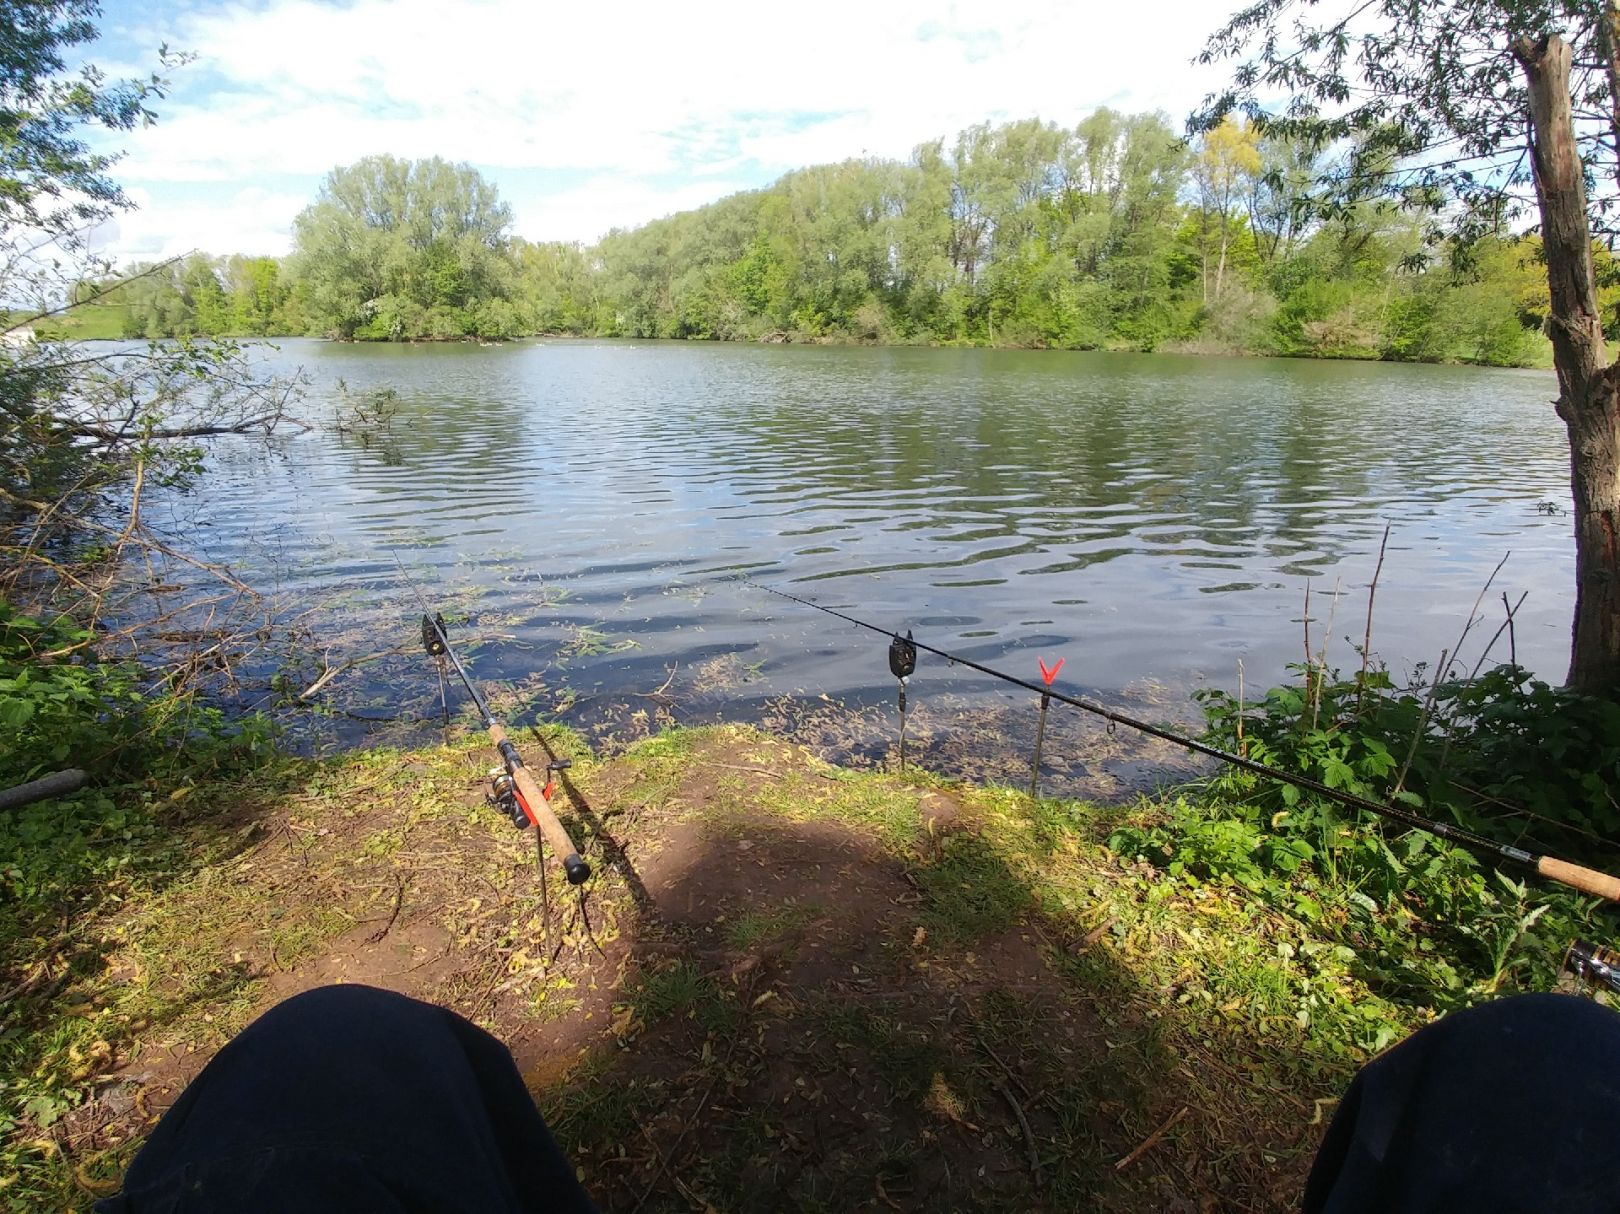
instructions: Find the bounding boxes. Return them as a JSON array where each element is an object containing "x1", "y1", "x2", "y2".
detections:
[
  {"x1": 706, "y1": 762, "x2": 782, "y2": 778},
  {"x1": 576, "y1": 886, "x2": 606, "y2": 958},
  {"x1": 298, "y1": 645, "x2": 411, "y2": 700},
  {"x1": 1390, "y1": 646, "x2": 1447, "y2": 803},
  {"x1": 547, "y1": 899, "x2": 583, "y2": 966},
  {"x1": 366, "y1": 874, "x2": 406, "y2": 944},
  {"x1": 995, "y1": 1078, "x2": 1042, "y2": 1189},
  {"x1": 1358, "y1": 523, "x2": 1390, "y2": 713},
  {"x1": 630, "y1": 1036, "x2": 737, "y2": 1212},
  {"x1": 1302, "y1": 581, "x2": 1314, "y2": 722},
  {"x1": 1236, "y1": 660, "x2": 1245, "y2": 757},
  {"x1": 1114, "y1": 1105, "x2": 1189, "y2": 1171},
  {"x1": 1408, "y1": 553, "x2": 1512, "y2": 783},
  {"x1": 972, "y1": 1035, "x2": 1033, "y2": 1099},
  {"x1": 1311, "y1": 576, "x2": 1342, "y2": 733},
  {"x1": 88, "y1": 458, "x2": 144, "y2": 635},
  {"x1": 1447, "y1": 551, "x2": 1511, "y2": 681},
  {"x1": 1446, "y1": 777, "x2": 1610, "y2": 845},
  {"x1": 630, "y1": 663, "x2": 679, "y2": 699},
  {"x1": 0, "y1": 957, "x2": 55, "y2": 1004},
  {"x1": 1465, "y1": 592, "x2": 1528, "y2": 681}
]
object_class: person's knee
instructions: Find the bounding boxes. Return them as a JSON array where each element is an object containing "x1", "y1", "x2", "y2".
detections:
[{"x1": 1305, "y1": 993, "x2": 1620, "y2": 1213}]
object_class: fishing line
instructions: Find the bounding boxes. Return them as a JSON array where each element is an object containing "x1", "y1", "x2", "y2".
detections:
[{"x1": 755, "y1": 582, "x2": 1620, "y2": 902}]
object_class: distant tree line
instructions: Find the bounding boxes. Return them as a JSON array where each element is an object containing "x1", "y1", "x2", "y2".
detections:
[{"x1": 74, "y1": 115, "x2": 1605, "y2": 366}]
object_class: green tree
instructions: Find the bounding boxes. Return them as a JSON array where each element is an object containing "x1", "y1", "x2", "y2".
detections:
[
  {"x1": 1, "y1": 2, "x2": 299, "y2": 628},
  {"x1": 223, "y1": 255, "x2": 287, "y2": 335},
  {"x1": 288, "y1": 155, "x2": 517, "y2": 340},
  {"x1": 1198, "y1": 0, "x2": 1620, "y2": 694},
  {"x1": 180, "y1": 254, "x2": 228, "y2": 335},
  {"x1": 0, "y1": 0, "x2": 174, "y2": 236},
  {"x1": 1192, "y1": 117, "x2": 1261, "y2": 302},
  {"x1": 571, "y1": 107, "x2": 1543, "y2": 363}
]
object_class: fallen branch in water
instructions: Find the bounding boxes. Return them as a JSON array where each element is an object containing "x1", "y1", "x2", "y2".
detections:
[{"x1": 299, "y1": 645, "x2": 412, "y2": 700}]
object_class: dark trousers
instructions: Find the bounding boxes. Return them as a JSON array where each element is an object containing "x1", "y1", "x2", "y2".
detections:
[
  {"x1": 103, "y1": 985, "x2": 1620, "y2": 1212},
  {"x1": 98, "y1": 984, "x2": 597, "y2": 1213},
  {"x1": 1305, "y1": 992, "x2": 1620, "y2": 1212}
]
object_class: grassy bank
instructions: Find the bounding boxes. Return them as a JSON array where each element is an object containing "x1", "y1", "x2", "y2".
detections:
[{"x1": 7, "y1": 713, "x2": 1591, "y2": 1212}]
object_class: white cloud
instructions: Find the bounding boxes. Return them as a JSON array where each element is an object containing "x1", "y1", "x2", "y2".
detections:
[
  {"x1": 92, "y1": 186, "x2": 309, "y2": 260},
  {"x1": 96, "y1": 0, "x2": 1226, "y2": 258}
]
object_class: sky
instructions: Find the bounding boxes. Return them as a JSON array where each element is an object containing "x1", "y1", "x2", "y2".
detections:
[{"x1": 87, "y1": 0, "x2": 1229, "y2": 263}]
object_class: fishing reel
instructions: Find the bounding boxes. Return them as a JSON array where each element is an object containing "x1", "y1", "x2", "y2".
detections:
[
  {"x1": 486, "y1": 769, "x2": 526, "y2": 828},
  {"x1": 485, "y1": 760, "x2": 573, "y2": 830},
  {"x1": 1565, "y1": 940, "x2": 1620, "y2": 996}
]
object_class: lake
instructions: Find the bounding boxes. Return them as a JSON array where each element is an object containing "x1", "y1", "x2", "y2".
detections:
[{"x1": 176, "y1": 339, "x2": 1572, "y2": 793}]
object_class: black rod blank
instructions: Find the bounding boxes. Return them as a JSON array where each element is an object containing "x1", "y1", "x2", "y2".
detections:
[{"x1": 756, "y1": 582, "x2": 1620, "y2": 902}]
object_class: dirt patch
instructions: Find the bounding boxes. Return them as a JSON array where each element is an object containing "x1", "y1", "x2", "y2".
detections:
[{"x1": 39, "y1": 725, "x2": 1347, "y2": 1212}]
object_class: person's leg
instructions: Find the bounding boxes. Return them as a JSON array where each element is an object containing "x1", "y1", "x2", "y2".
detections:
[
  {"x1": 1304, "y1": 992, "x2": 1620, "y2": 1213},
  {"x1": 99, "y1": 984, "x2": 597, "y2": 1214}
]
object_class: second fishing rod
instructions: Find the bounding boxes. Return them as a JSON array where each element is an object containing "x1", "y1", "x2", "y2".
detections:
[
  {"x1": 758, "y1": 582, "x2": 1620, "y2": 904},
  {"x1": 418, "y1": 612, "x2": 591, "y2": 885},
  {"x1": 391, "y1": 547, "x2": 590, "y2": 887}
]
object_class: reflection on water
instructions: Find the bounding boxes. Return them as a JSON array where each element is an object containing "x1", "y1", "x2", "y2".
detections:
[{"x1": 173, "y1": 339, "x2": 1572, "y2": 783}]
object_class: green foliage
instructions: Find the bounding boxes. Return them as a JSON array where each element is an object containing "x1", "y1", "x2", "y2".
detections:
[
  {"x1": 1437, "y1": 667, "x2": 1620, "y2": 841},
  {"x1": 1, "y1": 603, "x2": 140, "y2": 782},
  {"x1": 100, "y1": 112, "x2": 1550, "y2": 365},
  {"x1": 1110, "y1": 661, "x2": 1617, "y2": 1009},
  {"x1": 0, "y1": 0, "x2": 173, "y2": 234},
  {"x1": 0, "y1": 599, "x2": 277, "y2": 913},
  {"x1": 1196, "y1": 662, "x2": 1620, "y2": 847},
  {"x1": 0, "y1": 600, "x2": 275, "y2": 784},
  {"x1": 288, "y1": 155, "x2": 518, "y2": 341},
  {"x1": 1195, "y1": 0, "x2": 1606, "y2": 250}
]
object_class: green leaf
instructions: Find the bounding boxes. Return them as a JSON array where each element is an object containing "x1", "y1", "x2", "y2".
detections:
[{"x1": 0, "y1": 698, "x2": 35, "y2": 727}]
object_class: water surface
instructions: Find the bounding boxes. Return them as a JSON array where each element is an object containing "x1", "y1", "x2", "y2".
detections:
[{"x1": 173, "y1": 340, "x2": 1573, "y2": 789}]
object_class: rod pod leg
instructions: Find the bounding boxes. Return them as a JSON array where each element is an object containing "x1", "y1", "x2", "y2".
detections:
[
  {"x1": 1030, "y1": 692, "x2": 1051, "y2": 799},
  {"x1": 897, "y1": 678, "x2": 909, "y2": 774}
]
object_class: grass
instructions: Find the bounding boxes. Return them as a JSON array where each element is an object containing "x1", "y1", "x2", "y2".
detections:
[
  {"x1": 27, "y1": 304, "x2": 132, "y2": 341},
  {"x1": 725, "y1": 901, "x2": 817, "y2": 951},
  {"x1": 0, "y1": 718, "x2": 1595, "y2": 1211},
  {"x1": 914, "y1": 834, "x2": 1031, "y2": 942}
]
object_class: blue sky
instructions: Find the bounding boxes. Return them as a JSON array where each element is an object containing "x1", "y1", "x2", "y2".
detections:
[{"x1": 86, "y1": 0, "x2": 1225, "y2": 262}]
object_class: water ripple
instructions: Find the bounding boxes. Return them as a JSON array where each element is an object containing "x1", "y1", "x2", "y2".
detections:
[{"x1": 174, "y1": 340, "x2": 1573, "y2": 742}]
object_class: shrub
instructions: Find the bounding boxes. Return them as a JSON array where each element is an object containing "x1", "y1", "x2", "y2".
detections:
[{"x1": 1108, "y1": 661, "x2": 1616, "y2": 1008}]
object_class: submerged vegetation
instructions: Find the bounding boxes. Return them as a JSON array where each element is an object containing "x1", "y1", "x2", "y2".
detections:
[{"x1": 63, "y1": 115, "x2": 1563, "y2": 365}]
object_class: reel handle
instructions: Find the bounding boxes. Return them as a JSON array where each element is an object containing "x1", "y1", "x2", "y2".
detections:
[
  {"x1": 1565, "y1": 940, "x2": 1620, "y2": 995},
  {"x1": 508, "y1": 763, "x2": 591, "y2": 885},
  {"x1": 489, "y1": 724, "x2": 592, "y2": 886}
]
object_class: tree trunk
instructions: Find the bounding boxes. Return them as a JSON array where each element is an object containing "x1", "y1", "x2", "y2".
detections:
[{"x1": 1514, "y1": 33, "x2": 1620, "y2": 695}]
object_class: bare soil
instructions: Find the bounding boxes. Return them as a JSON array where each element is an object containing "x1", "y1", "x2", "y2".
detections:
[{"x1": 55, "y1": 726, "x2": 1339, "y2": 1212}]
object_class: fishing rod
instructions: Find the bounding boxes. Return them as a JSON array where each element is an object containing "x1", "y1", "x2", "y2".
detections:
[
  {"x1": 391, "y1": 553, "x2": 590, "y2": 886},
  {"x1": 417, "y1": 612, "x2": 589, "y2": 885},
  {"x1": 757, "y1": 583, "x2": 1620, "y2": 904}
]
